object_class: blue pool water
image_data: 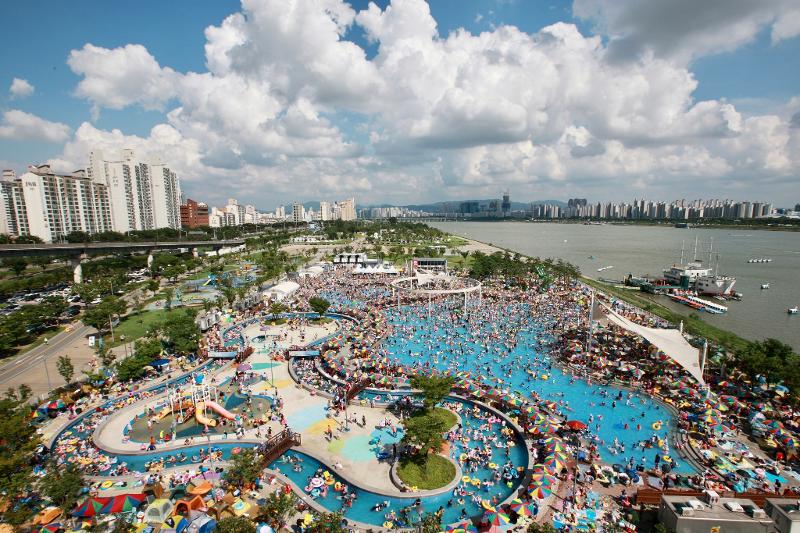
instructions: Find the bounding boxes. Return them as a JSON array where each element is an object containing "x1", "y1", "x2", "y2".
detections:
[
  {"x1": 382, "y1": 303, "x2": 694, "y2": 473},
  {"x1": 271, "y1": 397, "x2": 528, "y2": 527}
]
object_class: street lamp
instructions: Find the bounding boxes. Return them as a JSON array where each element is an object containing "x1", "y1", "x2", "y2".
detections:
[{"x1": 120, "y1": 334, "x2": 128, "y2": 358}]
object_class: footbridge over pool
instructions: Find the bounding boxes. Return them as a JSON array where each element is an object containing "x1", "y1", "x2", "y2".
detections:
[{"x1": 0, "y1": 239, "x2": 246, "y2": 283}]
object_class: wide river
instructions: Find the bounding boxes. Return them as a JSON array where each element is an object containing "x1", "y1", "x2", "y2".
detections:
[{"x1": 431, "y1": 222, "x2": 800, "y2": 350}]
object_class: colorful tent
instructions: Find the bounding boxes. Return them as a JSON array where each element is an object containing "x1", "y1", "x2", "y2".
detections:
[
  {"x1": 99, "y1": 493, "x2": 147, "y2": 514},
  {"x1": 444, "y1": 521, "x2": 479, "y2": 533},
  {"x1": 72, "y1": 497, "x2": 111, "y2": 517}
]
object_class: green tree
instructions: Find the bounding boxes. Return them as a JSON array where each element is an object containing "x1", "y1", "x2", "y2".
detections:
[
  {"x1": 56, "y1": 355, "x2": 75, "y2": 384},
  {"x1": 410, "y1": 374, "x2": 454, "y2": 412},
  {"x1": 223, "y1": 448, "x2": 261, "y2": 489},
  {"x1": 82, "y1": 296, "x2": 127, "y2": 332},
  {"x1": 269, "y1": 301, "x2": 287, "y2": 316},
  {"x1": 135, "y1": 336, "x2": 163, "y2": 359},
  {"x1": 528, "y1": 523, "x2": 559, "y2": 533},
  {"x1": 402, "y1": 412, "x2": 448, "y2": 455},
  {"x1": 40, "y1": 464, "x2": 83, "y2": 512},
  {"x1": 419, "y1": 512, "x2": 442, "y2": 533},
  {"x1": 5, "y1": 257, "x2": 28, "y2": 277},
  {"x1": 96, "y1": 342, "x2": 116, "y2": 368},
  {"x1": 308, "y1": 511, "x2": 346, "y2": 533},
  {"x1": 309, "y1": 296, "x2": 331, "y2": 317},
  {"x1": 163, "y1": 287, "x2": 174, "y2": 310},
  {"x1": 216, "y1": 516, "x2": 256, "y2": 533},
  {"x1": 161, "y1": 310, "x2": 200, "y2": 354},
  {"x1": 0, "y1": 388, "x2": 39, "y2": 524},
  {"x1": 255, "y1": 490, "x2": 297, "y2": 530}
]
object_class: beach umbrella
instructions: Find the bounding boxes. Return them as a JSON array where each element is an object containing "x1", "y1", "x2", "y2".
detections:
[
  {"x1": 48, "y1": 399, "x2": 66, "y2": 410},
  {"x1": 72, "y1": 497, "x2": 111, "y2": 517},
  {"x1": 530, "y1": 472, "x2": 558, "y2": 486},
  {"x1": 236, "y1": 363, "x2": 252, "y2": 372},
  {"x1": 528, "y1": 484, "x2": 553, "y2": 499},
  {"x1": 482, "y1": 509, "x2": 512, "y2": 528},
  {"x1": 99, "y1": 493, "x2": 147, "y2": 514},
  {"x1": 445, "y1": 521, "x2": 479, "y2": 533},
  {"x1": 507, "y1": 498, "x2": 537, "y2": 517},
  {"x1": 545, "y1": 457, "x2": 566, "y2": 471},
  {"x1": 763, "y1": 420, "x2": 784, "y2": 430},
  {"x1": 565, "y1": 420, "x2": 587, "y2": 431}
]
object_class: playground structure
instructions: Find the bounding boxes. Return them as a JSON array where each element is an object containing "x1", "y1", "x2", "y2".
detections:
[{"x1": 156, "y1": 374, "x2": 236, "y2": 430}]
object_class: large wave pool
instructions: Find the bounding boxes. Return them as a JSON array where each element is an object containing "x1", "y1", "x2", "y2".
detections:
[{"x1": 382, "y1": 302, "x2": 694, "y2": 474}]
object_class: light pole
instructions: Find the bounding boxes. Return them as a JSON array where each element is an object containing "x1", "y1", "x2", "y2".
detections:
[
  {"x1": 121, "y1": 334, "x2": 128, "y2": 358},
  {"x1": 39, "y1": 337, "x2": 54, "y2": 391}
]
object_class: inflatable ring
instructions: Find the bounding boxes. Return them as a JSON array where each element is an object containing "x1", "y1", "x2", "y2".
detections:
[
  {"x1": 459, "y1": 453, "x2": 467, "y2": 462},
  {"x1": 231, "y1": 447, "x2": 242, "y2": 455},
  {"x1": 489, "y1": 462, "x2": 498, "y2": 469},
  {"x1": 101, "y1": 481, "x2": 113, "y2": 489},
  {"x1": 507, "y1": 481, "x2": 513, "y2": 488},
  {"x1": 663, "y1": 455, "x2": 671, "y2": 463},
  {"x1": 509, "y1": 441, "x2": 516, "y2": 447},
  {"x1": 652, "y1": 421, "x2": 662, "y2": 431},
  {"x1": 360, "y1": 400, "x2": 367, "y2": 406},
  {"x1": 334, "y1": 482, "x2": 342, "y2": 492},
  {"x1": 462, "y1": 476, "x2": 472, "y2": 484},
  {"x1": 383, "y1": 522, "x2": 393, "y2": 529},
  {"x1": 325, "y1": 477, "x2": 335, "y2": 486},
  {"x1": 311, "y1": 489, "x2": 321, "y2": 498},
  {"x1": 541, "y1": 375, "x2": 549, "y2": 380},
  {"x1": 472, "y1": 478, "x2": 481, "y2": 486}
]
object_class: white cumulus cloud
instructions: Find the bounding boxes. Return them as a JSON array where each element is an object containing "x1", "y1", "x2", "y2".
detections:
[
  {"x1": 0, "y1": 110, "x2": 71, "y2": 143},
  {"x1": 9, "y1": 78, "x2": 34, "y2": 99},
  {"x1": 52, "y1": 0, "x2": 800, "y2": 205}
]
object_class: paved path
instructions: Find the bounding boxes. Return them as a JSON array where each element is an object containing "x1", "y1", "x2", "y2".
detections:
[{"x1": 0, "y1": 322, "x2": 97, "y2": 397}]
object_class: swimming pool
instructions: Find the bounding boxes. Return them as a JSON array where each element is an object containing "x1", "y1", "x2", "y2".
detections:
[
  {"x1": 381, "y1": 302, "x2": 694, "y2": 473},
  {"x1": 270, "y1": 396, "x2": 528, "y2": 527}
]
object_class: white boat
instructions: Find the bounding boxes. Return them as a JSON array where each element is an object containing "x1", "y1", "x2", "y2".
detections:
[
  {"x1": 748, "y1": 258, "x2": 773, "y2": 263},
  {"x1": 664, "y1": 237, "x2": 736, "y2": 296},
  {"x1": 789, "y1": 307, "x2": 799, "y2": 315},
  {"x1": 761, "y1": 283, "x2": 770, "y2": 289},
  {"x1": 597, "y1": 265, "x2": 614, "y2": 272}
]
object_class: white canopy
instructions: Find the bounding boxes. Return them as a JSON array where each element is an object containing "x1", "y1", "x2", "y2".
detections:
[
  {"x1": 263, "y1": 281, "x2": 300, "y2": 301},
  {"x1": 598, "y1": 303, "x2": 705, "y2": 385}
]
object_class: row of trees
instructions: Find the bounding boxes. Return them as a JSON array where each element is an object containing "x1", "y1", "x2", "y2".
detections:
[
  {"x1": 468, "y1": 250, "x2": 580, "y2": 282},
  {"x1": 732, "y1": 338, "x2": 800, "y2": 404}
]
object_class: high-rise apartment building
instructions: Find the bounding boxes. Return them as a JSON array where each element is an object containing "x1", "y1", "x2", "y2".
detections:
[
  {"x1": 7, "y1": 165, "x2": 114, "y2": 242},
  {"x1": 180, "y1": 198, "x2": 209, "y2": 228},
  {"x1": 291, "y1": 202, "x2": 305, "y2": 223},
  {"x1": 88, "y1": 149, "x2": 182, "y2": 232},
  {"x1": 0, "y1": 172, "x2": 29, "y2": 237},
  {"x1": 335, "y1": 198, "x2": 356, "y2": 221},
  {"x1": 319, "y1": 201, "x2": 332, "y2": 221}
]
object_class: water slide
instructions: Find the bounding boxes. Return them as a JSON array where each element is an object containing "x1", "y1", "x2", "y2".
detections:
[
  {"x1": 156, "y1": 400, "x2": 193, "y2": 421},
  {"x1": 194, "y1": 401, "x2": 235, "y2": 428}
]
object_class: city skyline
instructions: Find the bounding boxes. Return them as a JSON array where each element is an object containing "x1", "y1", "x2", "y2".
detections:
[{"x1": 1, "y1": 0, "x2": 799, "y2": 206}]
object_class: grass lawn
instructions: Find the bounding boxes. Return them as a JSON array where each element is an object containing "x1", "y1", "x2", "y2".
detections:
[
  {"x1": 428, "y1": 407, "x2": 458, "y2": 428},
  {"x1": 105, "y1": 309, "x2": 173, "y2": 347},
  {"x1": 397, "y1": 453, "x2": 456, "y2": 490}
]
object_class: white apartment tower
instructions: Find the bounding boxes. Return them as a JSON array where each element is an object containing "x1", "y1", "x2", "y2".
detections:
[
  {"x1": 335, "y1": 197, "x2": 356, "y2": 221},
  {"x1": 16, "y1": 165, "x2": 113, "y2": 242},
  {"x1": 88, "y1": 149, "x2": 182, "y2": 232}
]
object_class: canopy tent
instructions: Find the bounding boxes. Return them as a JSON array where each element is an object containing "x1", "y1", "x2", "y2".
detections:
[
  {"x1": 262, "y1": 281, "x2": 300, "y2": 302},
  {"x1": 597, "y1": 302, "x2": 705, "y2": 385}
]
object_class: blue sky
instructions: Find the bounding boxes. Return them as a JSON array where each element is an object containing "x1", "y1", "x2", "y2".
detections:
[{"x1": 1, "y1": 0, "x2": 798, "y2": 206}]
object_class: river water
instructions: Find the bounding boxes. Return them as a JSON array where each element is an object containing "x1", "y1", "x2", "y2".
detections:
[{"x1": 431, "y1": 222, "x2": 800, "y2": 350}]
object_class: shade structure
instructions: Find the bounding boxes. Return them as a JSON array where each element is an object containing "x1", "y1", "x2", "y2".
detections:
[
  {"x1": 99, "y1": 493, "x2": 147, "y2": 514},
  {"x1": 530, "y1": 473, "x2": 558, "y2": 486},
  {"x1": 529, "y1": 485, "x2": 553, "y2": 499},
  {"x1": 599, "y1": 303, "x2": 705, "y2": 385},
  {"x1": 507, "y1": 498, "x2": 537, "y2": 517},
  {"x1": 565, "y1": 420, "x2": 587, "y2": 431},
  {"x1": 445, "y1": 521, "x2": 479, "y2": 533},
  {"x1": 482, "y1": 509, "x2": 512, "y2": 528},
  {"x1": 72, "y1": 497, "x2": 111, "y2": 517}
]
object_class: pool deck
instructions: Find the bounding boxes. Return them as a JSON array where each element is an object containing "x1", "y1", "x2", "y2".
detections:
[{"x1": 90, "y1": 320, "x2": 414, "y2": 495}]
